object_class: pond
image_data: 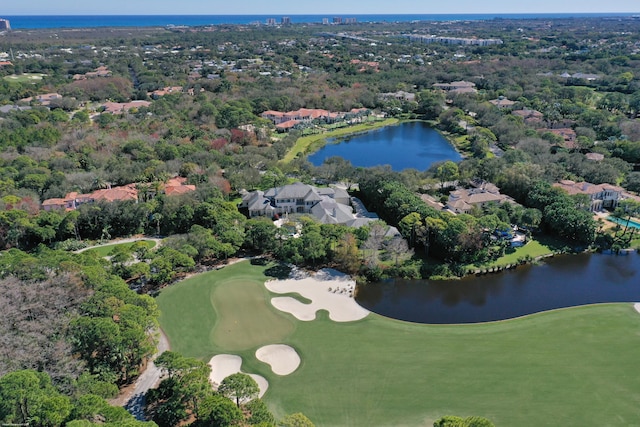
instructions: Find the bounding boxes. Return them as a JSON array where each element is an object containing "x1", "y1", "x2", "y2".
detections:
[
  {"x1": 307, "y1": 121, "x2": 462, "y2": 171},
  {"x1": 355, "y1": 253, "x2": 640, "y2": 324}
]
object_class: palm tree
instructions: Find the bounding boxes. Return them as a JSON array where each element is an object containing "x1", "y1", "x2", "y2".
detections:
[
  {"x1": 151, "y1": 213, "x2": 163, "y2": 236},
  {"x1": 100, "y1": 225, "x2": 111, "y2": 243},
  {"x1": 92, "y1": 176, "x2": 108, "y2": 191}
]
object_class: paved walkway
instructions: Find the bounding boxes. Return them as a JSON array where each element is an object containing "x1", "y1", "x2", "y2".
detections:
[
  {"x1": 111, "y1": 329, "x2": 170, "y2": 419},
  {"x1": 74, "y1": 236, "x2": 163, "y2": 254}
]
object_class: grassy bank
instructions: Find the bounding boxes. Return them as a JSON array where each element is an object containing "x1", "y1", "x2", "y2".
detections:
[
  {"x1": 83, "y1": 239, "x2": 156, "y2": 257},
  {"x1": 467, "y1": 239, "x2": 555, "y2": 272},
  {"x1": 157, "y1": 261, "x2": 640, "y2": 427},
  {"x1": 280, "y1": 118, "x2": 399, "y2": 164}
]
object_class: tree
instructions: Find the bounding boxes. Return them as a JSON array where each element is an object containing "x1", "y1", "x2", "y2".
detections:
[
  {"x1": 433, "y1": 415, "x2": 494, "y2": 427},
  {"x1": 544, "y1": 201, "x2": 596, "y2": 245},
  {"x1": 434, "y1": 416, "x2": 466, "y2": 427},
  {"x1": 245, "y1": 398, "x2": 276, "y2": 426},
  {"x1": 385, "y1": 236, "x2": 413, "y2": 267},
  {"x1": 362, "y1": 221, "x2": 388, "y2": 268},
  {"x1": 0, "y1": 272, "x2": 89, "y2": 384},
  {"x1": 435, "y1": 161, "x2": 459, "y2": 189},
  {"x1": 300, "y1": 222, "x2": 327, "y2": 266},
  {"x1": 0, "y1": 370, "x2": 72, "y2": 427},
  {"x1": 333, "y1": 233, "x2": 361, "y2": 274},
  {"x1": 244, "y1": 218, "x2": 278, "y2": 252},
  {"x1": 279, "y1": 413, "x2": 315, "y2": 427},
  {"x1": 194, "y1": 394, "x2": 242, "y2": 427},
  {"x1": 218, "y1": 373, "x2": 259, "y2": 408},
  {"x1": 416, "y1": 90, "x2": 444, "y2": 120},
  {"x1": 155, "y1": 351, "x2": 194, "y2": 379},
  {"x1": 146, "y1": 354, "x2": 213, "y2": 427},
  {"x1": 151, "y1": 212, "x2": 163, "y2": 236},
  {"x1": 624, "y1": 172, "x2": 640, "y2": 193}
]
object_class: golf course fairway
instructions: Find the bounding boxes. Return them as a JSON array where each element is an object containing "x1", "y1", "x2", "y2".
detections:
[{"x1": 157, "y1": 261, "x2": 640, "y2": 426}]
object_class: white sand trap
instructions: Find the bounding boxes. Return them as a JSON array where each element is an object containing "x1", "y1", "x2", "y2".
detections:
[
  {"x1": 634, "y1": 303, "x2": 640, "y2": 314},
  {"x1": 248, "y1": 374, "x2": 269, "y2": 397},
  {"x1": 256, "y1": 344, "x2": 301, "y2": 375},
  {"x1": 208, "y1": 354, "x2": 268, "y2": 398},
  {"x1": 265, "y1": 268, "x2": 369, "y2": 322},
  {"x1": 208, "y1": 354, "x2": 242, "y2": 386}
]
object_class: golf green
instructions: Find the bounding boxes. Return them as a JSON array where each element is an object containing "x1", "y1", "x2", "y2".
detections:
[{"x1": 157, "y1": 261, "x2": 640, "y2": 426}]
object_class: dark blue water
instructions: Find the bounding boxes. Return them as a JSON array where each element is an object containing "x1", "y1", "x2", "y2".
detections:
[
  {"x1": 4, "y1": 14, "x2": 639, "y2": 29},
  {"x1": 307, "y1": 121, "x2": 462, "y2": 171},
  {"x1": 356, "y1": 253, "x2": 640, "y2": 324}
]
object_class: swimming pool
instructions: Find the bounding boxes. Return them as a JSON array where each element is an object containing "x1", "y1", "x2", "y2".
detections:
[{"x1": 607, "y1": 215, "x2": 640, "y2": 229}]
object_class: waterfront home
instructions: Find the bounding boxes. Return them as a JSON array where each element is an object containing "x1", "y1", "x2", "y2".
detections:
[
  {"x1": 261, "y1": 107, "x2": 370, "y2": 131},
  {"x1": 446, "y1": 181, "x2": 515, "y2": 214},
  {"x1": 240, "y1": 182, "x2": 398, "y2": 233},
  {"x1": 553, "y1": 180, "x2": 626, "y2": 212}
]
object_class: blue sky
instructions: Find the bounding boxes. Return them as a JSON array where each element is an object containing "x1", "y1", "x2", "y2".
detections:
[{"x1": 3, "y1": 0, "x2": 639, "y2": 15}]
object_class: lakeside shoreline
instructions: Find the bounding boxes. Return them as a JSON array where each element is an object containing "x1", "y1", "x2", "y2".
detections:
[
  {"x1": 281, "y1": 117, "x2": 467, "y2": 165},
  {"x1": 280, "y1": 117, "x2": 399, "y2": 163}
]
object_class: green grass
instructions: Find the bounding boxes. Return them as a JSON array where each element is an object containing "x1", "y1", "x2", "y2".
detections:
[
  {"x1": 469, "y1": 239, "x2": 554, "y2": 270},
  {"x1": 84, "y1": 239, "x2": 156, "y2": 257},
  {"x1": 157, "y1": 262, "x2": 297, "y2": 359},
  {"x1": 4, "y1": 73, "x2": 46, "y2": 83},
  {"x1": 280, "y1": 118, "x2": 399, "y2": 164},
  {"x1": 158, "y1": 261, "x2": 640, "y2": 427},
  {"x1": 210, "y1": 277, "x2": 296, "y2": 351}
]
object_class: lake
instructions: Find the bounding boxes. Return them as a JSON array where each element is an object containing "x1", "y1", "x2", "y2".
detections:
[
  {"x1": 356, "y1": 253, "x2": 640, "y2": 324},
  {"x1": 307, "y1": 121, "x2": 462, "y2": 171}
]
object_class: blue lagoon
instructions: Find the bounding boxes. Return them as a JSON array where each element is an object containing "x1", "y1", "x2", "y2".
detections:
[{"x1": 307, "y1": 121, "x2": 461, "y2": 171}]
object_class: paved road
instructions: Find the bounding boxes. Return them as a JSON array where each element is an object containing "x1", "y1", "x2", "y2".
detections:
[
  {"x1": 75, "y1": 236, "x2": 163, "y2": 254},
  {"x1": 112, "y1": 329, "x2": 170, "y2": 420},
  {"x1": 112, "y1": 256, "x2": 257, "y2": 419}
]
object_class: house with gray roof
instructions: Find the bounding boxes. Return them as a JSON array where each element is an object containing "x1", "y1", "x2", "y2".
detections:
[
  {"x1": 240, "y1": 183, "x2": 353, "y2": 223},
  {"x1": 240, "y1": 183, "x2": 399, "y2": 235}
]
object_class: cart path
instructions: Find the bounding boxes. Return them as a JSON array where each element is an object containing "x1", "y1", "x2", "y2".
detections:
[{"x1": 111, "y1": 329, "x2": 170, "y2": 419}]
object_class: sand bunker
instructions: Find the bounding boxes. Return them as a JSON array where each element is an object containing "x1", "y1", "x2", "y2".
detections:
[
  {"x1": 265, "y1": 268, "x2": 369, "y2": 322},
  {"x1": 208, "y1": 354, "x2": 268, "y2": 398},
  {"x1": 256, "y1": 344, "x2": 301, "y2": 375}
]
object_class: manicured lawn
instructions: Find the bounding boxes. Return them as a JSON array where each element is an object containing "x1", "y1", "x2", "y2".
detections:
[
  {"x1": 157, "y1": 262, "x2": 297, "y2": 359},
  {"x1": 470, "y1": 239, "x2": 554, "y2": 270},
  {"x1": 280, "y1": 118, "x2": 399, "y2": 163},
  {"x1": 4, "y1": 73, "x2": 46, "y2": 83},
  {"x1": 158, "y1": 261, "x2": 640, "y2": 427},
  {"x1": 210, "y1": 277, "x2": 296, "y2": 351},
  {"x1": 84, "y1": 239, "x2": 156, "y2": 257}
]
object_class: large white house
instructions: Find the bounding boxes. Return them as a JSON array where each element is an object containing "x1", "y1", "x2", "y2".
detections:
[
  {"x1": 553, "y1": 180, "x2": 627, "y2": 211},
  {"x1": 240, "y1": 182, "x2": 400, "y2": 235},
  {"x1": 240, "y1": 183, "x2": 350, "y2": 221}
]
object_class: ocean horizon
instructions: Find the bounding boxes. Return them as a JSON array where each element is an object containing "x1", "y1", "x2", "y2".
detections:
[{"x1": 3, "y1": 13, "x2": 639, "y2": 29}]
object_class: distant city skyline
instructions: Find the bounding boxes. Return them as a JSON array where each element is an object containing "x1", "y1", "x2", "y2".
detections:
[{"x1": 2, "y1": 0, "x2": 639, "y2": 15}]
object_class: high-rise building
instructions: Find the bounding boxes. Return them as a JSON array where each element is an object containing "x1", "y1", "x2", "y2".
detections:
[
  {"x1": 281, "y1": 16, "x2": 291, "y2": 25},
  {"x1": 266, "y1": 18, "x2": 276, "y2": 26},
  {"x1": 333, "y1": 17, "x2": 343, "y2": 24},
  {"x1": 0, "y1": 19, "x2": 10, "y2": 31}
]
